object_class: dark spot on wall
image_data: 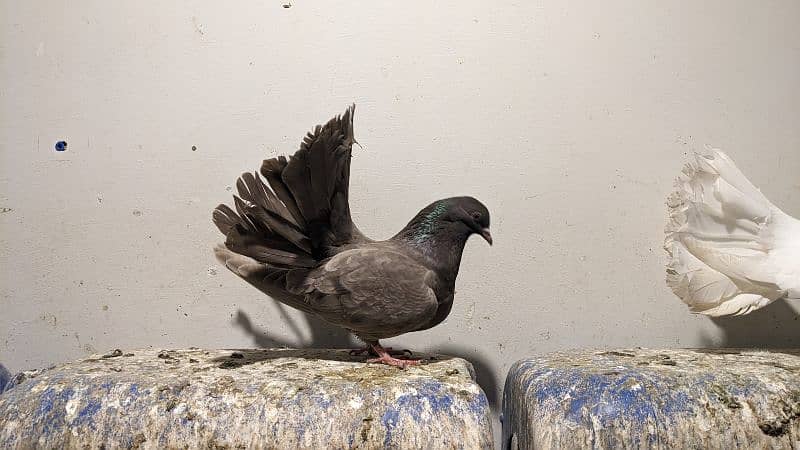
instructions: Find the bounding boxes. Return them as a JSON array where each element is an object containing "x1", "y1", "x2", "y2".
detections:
[
  {"x1": 282, "y1": 2, "x2": 292, "y2": 8},
  {"x1": 40, "y1": 313, "x2": 57, "y2": 327},
  {"x1": 132, "y1": 210, "x2": 142, "y2": 217},
  {"x1": 191, "y1": 145, "x2": 197, "y2": 151},
  {"x1": 55, "y1": 141, "x2": 67, "y2": 151},
  {"x1": 191, "y1": 17, "x2": 205, "y2": 37},
  {"x1": 0, "y1": 207, "x2": 12, "y2": 214}
]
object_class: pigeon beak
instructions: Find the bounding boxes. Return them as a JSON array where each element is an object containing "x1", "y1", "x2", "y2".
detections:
[{"x1": 480, "y1": 228, "x2": 493, "y2": 246}]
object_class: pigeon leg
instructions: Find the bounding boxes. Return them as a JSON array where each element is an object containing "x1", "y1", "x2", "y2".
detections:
[{"x1": 365, "y1": 341, "x2": 421, "y2": 369}]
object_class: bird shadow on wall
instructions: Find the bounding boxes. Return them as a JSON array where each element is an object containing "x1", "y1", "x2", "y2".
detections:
[
  {"x1": 699, "y1": 299, "x2": 800, "y2": 349},
  {"x1": 234, "y1": 306, "x2": 357, "y2": 349},
  {"x1": 234, "y1": 307, "x2": 501, "y2": 409}
]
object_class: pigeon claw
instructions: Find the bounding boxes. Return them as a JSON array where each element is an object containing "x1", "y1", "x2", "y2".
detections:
[
  {"x1": 359, "y1": 341, "x2": 420, "y2": 369},
  {"x1": 349, "y1": 346, "x2": 413, "y2": 357},
  {"x1": 366, "y1": 354, "x2": 422, "y2": 369},
  {"x1": 349, "y1": 347, "x2": 371, "y2": 356}
]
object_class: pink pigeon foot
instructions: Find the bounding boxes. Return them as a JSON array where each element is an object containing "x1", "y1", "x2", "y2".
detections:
[{"x1": 363, "y1": 342, "x2": 421, "y2": 369}]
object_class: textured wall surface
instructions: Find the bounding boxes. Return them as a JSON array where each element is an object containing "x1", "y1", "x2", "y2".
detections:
[
  {"x1": 0, "y1": 348, "x2": 492, "y2": 449},
  {"x1": 503, "y1": 349, "x2": 800, "y2": 449},
  {"x1": 1, "y1": 1, "x2": 800, "y2": 442}
]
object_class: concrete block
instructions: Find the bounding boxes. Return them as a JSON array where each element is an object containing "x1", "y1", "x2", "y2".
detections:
[
  {"x1": 503, "y1": 348, "x2": 800, "y2": 449},
  {"x1": 0, "y1": 348, "x2": 492, "y2": 449}
]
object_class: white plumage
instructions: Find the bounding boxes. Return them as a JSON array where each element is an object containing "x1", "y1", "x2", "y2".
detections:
[{"x1": 664, "y1": 149, "x2": 800, "y2": 316}]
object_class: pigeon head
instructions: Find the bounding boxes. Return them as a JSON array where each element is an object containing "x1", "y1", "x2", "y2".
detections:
[
  {"x1": 403, "y1": 196, "x2": 492, "y2": 246},
  {"x1": 444, "y1": 196, "x2": 492, "y2": 245}
]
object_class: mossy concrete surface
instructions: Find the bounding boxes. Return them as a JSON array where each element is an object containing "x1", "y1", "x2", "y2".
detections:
[
  {"x1": 503, "y1": 348, "x2": 800, "y2": 449},
  {"x1": 0, "y1": 348, "x2": 492, "y2": 449}
]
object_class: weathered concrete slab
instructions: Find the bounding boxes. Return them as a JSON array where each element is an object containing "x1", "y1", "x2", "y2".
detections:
[
  {"x1": 0, "y1": 348, "x2": 492, "y2": 449},
  {"x1": 503, "y1": 348, "x2": 800, "y2": 449}
]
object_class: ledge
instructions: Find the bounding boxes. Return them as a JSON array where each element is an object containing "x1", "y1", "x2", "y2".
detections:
[
  {"x1": 503, "y1": 348, "x2": 800, "y2": 449},
  {"x1": 1, "y1": 348, "x2": 492, "y2": 449}
]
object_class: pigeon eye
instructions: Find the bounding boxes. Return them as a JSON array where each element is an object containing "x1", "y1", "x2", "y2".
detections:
[{"x1": 471, "y1": 211, "x2": 482, "y2": 221}]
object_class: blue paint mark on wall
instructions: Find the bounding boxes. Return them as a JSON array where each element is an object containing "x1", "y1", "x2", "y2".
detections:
[{"x1": 55, "y1": 141, "x2": 67, "y2": 151}]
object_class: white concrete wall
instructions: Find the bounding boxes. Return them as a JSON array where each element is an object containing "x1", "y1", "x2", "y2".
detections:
[{"x1": 2, "y1": 0, "x2": 799, "y2": 415}]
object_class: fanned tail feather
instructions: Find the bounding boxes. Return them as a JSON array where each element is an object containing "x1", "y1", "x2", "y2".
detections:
[
  {"x1": 664, "y1": 149, "x2": 782, "y2": 316},
  {"x1": 213, "y1": 104, "x2": 364, "y2": 272},
  {"x1": 213, "y1": 171, "x2": 316, "y2": 269},
  {"x1": 277, "y1": 104, "x2": 360, "y2": 254}
]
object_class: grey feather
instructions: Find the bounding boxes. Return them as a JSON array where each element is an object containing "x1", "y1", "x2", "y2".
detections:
[{"x1": 260, "y1": 157, "x2": 307, "y2": 229}]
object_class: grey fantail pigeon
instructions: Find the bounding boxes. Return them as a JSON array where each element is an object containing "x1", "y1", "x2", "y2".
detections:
[{"x1": 213, "y1": 105, "x2": 491, "y2": 368}]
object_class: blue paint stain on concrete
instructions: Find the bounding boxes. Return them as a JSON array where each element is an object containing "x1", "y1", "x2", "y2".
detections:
[
  {"x1": 469, "y1": 392, "x2": 488, "y2": 415},
  {"x1": 59, "y1": 387, "x2": 75, "y2": 403},
  {"x1": 55, "y1": 141, "x2": 67, "y2": 151},
  {"x1": 661, "y1": 389, "x2": 693, "y2": 417},
  {"x1": 379, "y1": 379, "x2": 470, "y2": 446},
  {"x1": 31, "y1": 386, "x2": 74, "y2": 436},
  {"x1": 38, "y1": 387, "x2": 57, "y2": 415},
  {"x1": 381, "y1": 408, "x2": 400, "y2": 447},
  {"x1": 521, "y1": 367, "x2": 714, "y2": 447},
  {"x1": 310, "y1": 392, "x2": 333, "y2": 409},
  {"x1": 0, "y1": 364, "x2": 10, "y2": 393},
  {"x1": 76, "y1": 399, "x2": 102, "y2": 424},
  {"x1": 727, "y1": 380, "x2": 758, "y2": 398},
  {"x1": 529, "y1": 368, "x2": 697, "y2": 429}
]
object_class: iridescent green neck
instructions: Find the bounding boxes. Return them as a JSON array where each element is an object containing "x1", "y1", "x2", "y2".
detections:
[
  {"x1": 400, "y1": 200, "x2": 447, "y2": 244},
  {"x1": 409, "y1": 200, "x2": 449, "y2": 243},
  {"x1": 395, "y1": 199, "x2": 469, "y2": 279}
]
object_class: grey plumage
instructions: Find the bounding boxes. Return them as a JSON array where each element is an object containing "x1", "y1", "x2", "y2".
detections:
[{"x1": 213, "y1": 105, "x2": 491, "y2": 366}]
